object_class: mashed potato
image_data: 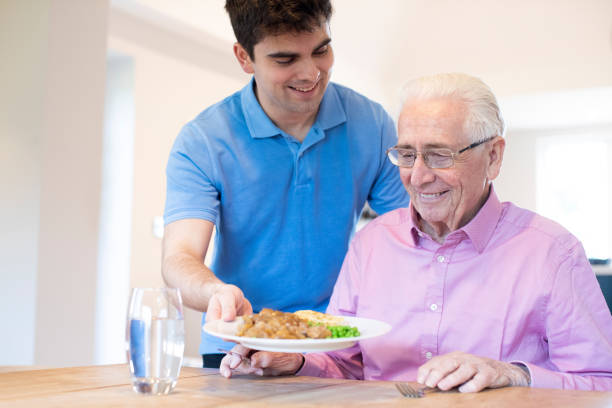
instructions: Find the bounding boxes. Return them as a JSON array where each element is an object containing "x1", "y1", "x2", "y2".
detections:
[{"x1": 294, "y1": 310, "x2": 346, "y2": 326}]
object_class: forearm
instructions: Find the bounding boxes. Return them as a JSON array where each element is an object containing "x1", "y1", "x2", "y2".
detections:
[{"x1": 162, "y1": 252, "x2": 223, "y2": 312}]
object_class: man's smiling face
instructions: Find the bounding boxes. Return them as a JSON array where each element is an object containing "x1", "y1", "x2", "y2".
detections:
[{"x1": 237, "y1": 21, "x2": 334, "y2": 122}]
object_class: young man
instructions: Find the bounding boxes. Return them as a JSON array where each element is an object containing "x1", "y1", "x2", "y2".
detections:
[{"x1": 162, "y1": 0, "x2": 410, "y2": 368}]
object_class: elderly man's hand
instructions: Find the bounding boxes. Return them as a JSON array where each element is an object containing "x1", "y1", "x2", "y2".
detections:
[
  {"x1": 417, "y1": 351, "x2": 530, "y2": 393},
  {"x1": 219, "y1": 344, "x2": 305, "y2": 378},
  {"x1": 205, "y1": 284, "x2": 253, "y2": 322}
]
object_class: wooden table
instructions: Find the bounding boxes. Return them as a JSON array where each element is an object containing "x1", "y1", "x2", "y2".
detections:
[{"x1": 1, "y1": 365, "x2": 611, "y2": 407}]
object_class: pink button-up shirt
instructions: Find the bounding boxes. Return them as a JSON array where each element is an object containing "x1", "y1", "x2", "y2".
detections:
[{"x1": 299, "y1": 187, "x2": 612, "y2": 390}]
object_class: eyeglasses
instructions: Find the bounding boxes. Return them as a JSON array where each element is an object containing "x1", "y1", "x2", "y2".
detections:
[{"x1": 386, "y1": 136, "x2": 496, "y2": 169}]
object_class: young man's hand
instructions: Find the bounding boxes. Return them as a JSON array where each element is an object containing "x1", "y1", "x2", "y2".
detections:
[{"x1": 205, "y1": 283, "x2": 253, "y2": 322}]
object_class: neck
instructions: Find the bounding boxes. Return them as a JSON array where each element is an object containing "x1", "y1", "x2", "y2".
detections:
[
  {"x1": 418, "y1": 183, "x2": 492, "y2": 244},
  {"x1": 420, "y1": 220, "x2": 450, "y2": 244},
  {"x1": 274, "y1": 112, "x2": 317, "y2": 142},
  {"x1": 253, "y1": 83, "x2": 319, "y2": 142}
]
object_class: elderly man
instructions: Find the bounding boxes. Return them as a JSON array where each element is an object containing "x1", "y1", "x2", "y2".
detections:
[{"x1": 220, "y1": 73, "x2": 612, "y2": 391}]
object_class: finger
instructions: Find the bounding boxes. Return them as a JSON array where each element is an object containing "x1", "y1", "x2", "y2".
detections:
[
  {"x1": 417, "y1": 363, "x2": 433, "y2": 384},
  {"x1": 437, "y1": 363, "x2": 477, "y2": 390},
  {"x1": 223, "y1": 345, "x2": 253, "y2": 369},
  {"x1": 249, "y1": 351, "x2": 271, "y2": 369},
  {"x1": 232, "y1": 343, "x2": 253, "y2": 356},
  {"x1": 224, "y1": 354, "x2": 260, "y2": 377},
  {"x1": 206, "y1": 296, "x2": 222, "y2": 321},
  {"x1": 240, "y1": 298, "x2": 253, "y2": 316},
  {"x1": 228, "y1": 354, "x2": 244, "y2": 369},
  {"x1": 421, "y1": 358, "x2": 460, "y2": 388},
  {"x1": 219, "y1": 355, "x2": 233, "y2": 378},
  {"x1": 218, "y1": 291, "x2": 238, "y2": 322},
  {"x1": 458, "y1": 370, "x2": 493, "y2": 393}
]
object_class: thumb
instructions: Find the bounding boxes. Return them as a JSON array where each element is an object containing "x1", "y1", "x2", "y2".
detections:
[
  {"x1": 205, "y1": 296, "x2": 222, "y2": 321},
  {"x1": 240, "y1": 298, "x2": 253, "y2": 316}
]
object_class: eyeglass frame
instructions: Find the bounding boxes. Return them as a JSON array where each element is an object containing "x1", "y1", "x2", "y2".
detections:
[{"x1": 386, "y1": 136, "x2": 497, "y2": 169}]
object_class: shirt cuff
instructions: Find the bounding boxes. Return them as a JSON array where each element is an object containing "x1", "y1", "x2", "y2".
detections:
[
  {"x1": 509, "y1": 361, "x2": 532, "y2": 386},
  {"x1": 296, "y1": 354, "x2": 323, "y2": 377},
  {"x1": 519, "y1": 361, "x2": 569, "y2": 389}
]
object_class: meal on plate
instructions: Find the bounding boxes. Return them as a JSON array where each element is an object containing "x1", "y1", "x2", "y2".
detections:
[{"x1": 236, "y1": 308, "x2": 360, "y2": 339}]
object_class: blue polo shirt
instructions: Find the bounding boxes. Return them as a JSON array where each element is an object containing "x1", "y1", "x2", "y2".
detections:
[{"x1": 164, "y1": 79, "x2": 409, "y2": 354}]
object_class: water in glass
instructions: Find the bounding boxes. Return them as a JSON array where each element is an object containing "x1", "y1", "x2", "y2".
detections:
[{"x1": 126, "y1": 288, "x2": 185, "y2": 395}]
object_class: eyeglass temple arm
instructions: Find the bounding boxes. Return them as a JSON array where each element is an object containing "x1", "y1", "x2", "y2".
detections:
[{"x1": 457, "y1": 136, "x2": 496, "y2": 154}]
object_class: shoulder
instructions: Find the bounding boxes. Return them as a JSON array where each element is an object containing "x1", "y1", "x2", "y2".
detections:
[
  {"x1": 170, "y1": 90, "x2": 244, "y2": 161},
  {"x1": 187, "y1": 90, "x2": 244, "y2": 136},
  {"x1": 352, "y1": 208, "x2": 410, "y2": 246},
  {"x1": 499, "y1": 202, "x2": 582, "y2": 253}
]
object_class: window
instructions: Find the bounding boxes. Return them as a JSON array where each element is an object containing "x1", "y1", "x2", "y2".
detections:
[{"x1": 536, "y1": 132, "x2": 611, "y2": 262}]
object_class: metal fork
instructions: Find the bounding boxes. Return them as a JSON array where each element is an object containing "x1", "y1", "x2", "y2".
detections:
[{"x1": 395, "y1": 382, "x2": 436, "y2": 398}]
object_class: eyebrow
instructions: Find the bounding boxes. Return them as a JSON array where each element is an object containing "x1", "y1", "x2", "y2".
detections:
[{"x1": 267, "y1": 38, "x2": 331, "y2": 59}]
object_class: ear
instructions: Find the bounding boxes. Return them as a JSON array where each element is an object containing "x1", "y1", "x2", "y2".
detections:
[
  {"x1": 485, "y1": 136, "x2": 505, "y2": 181},
  {"x1": 233, "y1": 42, "x2": 254, "y2": 74}
]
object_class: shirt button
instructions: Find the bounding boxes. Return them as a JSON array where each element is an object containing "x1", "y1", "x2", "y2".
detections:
[
  {"x1": 430, "y1": 303, "x2": 438, "y2": 311},
  {"x1": 425, "y1": 352, "x2": 433, "y2": 359},
  {"x1": 437, "y1": 255, "x2": 445, "y2": 263}
]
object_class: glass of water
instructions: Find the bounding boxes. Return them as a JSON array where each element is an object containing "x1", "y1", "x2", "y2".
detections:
[{"x1": 126, "y1": 287, "x2": 185, "y2": 395}]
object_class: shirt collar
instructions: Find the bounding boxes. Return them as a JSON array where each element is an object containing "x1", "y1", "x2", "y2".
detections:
[
  {"x1": 240, "y1": 78, "x2": 347, "y2": 139},
  {"x1": 240, "y1": 78, "x2": 281, "y2": 139},
  {"x1": 460, "y1": 185, "x2": 502, "y2": 253},
  {"x1": 407, "y1": 184, "x2": 503, "y2": 252},
  {"x1": 314, "y1": 82, "x2": 346, "y2": 131}
]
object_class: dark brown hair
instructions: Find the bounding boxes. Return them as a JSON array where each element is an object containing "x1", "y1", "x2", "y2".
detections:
[{"x1": 225, "y1": 0, "x2": 333, "y2": 60}]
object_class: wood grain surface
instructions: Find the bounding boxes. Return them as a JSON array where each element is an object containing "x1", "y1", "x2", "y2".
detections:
[{"x1": 1, "y1": 365, "x2": 610, "y2": 407}]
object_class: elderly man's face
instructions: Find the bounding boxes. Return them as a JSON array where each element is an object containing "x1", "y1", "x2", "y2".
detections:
[{"x1": 397, "y1": 98, "x2": 504, "y2": 239}]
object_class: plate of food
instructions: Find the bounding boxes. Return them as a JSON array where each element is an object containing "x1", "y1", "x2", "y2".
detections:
[{"x1": 203, "y1": 308, "x2": 392, "y2": 353}]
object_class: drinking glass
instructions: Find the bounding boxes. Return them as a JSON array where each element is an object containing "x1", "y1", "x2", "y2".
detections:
[{"x1": 126, "y1": 287, "x2": 185, "y2": 395}]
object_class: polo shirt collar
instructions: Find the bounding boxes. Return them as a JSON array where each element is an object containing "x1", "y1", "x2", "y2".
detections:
[
  {"x1": 406, "y1": 184, "x2": 503, "y2": 252},
  {"x1": 314, "y1": 82, "x2": 346, "y2": 131},
  {"x1": 240, "y1": 78, "x2": 347, "y2": 139},
  {"x1": 241, "y1": 78, "x2": 281, "y2": 139}
]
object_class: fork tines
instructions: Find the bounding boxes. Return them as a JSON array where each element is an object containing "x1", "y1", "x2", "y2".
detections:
[{"x1": 395, "y1": 382, "x2": 425, "y2": 398}]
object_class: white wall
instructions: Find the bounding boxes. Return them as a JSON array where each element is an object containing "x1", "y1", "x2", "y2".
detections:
[
  {"x1": 0, "y1": 0, "x2": 109, "y2": 366},
  {"x1": 0, "y1": 1, "x2": 50, "y2": 365}
]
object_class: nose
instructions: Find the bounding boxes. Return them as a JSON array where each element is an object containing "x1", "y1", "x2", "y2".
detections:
[
  {"x1": 296, "y1": 58, "x2": 320, "y2": 83},
  {"x1": 409, "y1": 153, "x2": 435, "y2": 186}
]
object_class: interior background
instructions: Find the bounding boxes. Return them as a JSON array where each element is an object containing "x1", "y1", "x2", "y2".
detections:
[{"x1": 1, "y1": 0, "x2": 611, "y2": 367}]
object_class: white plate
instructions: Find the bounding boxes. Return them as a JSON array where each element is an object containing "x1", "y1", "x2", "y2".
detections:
[{"x1": 203, "y1": 316, "x2": 392, "y2": 353}]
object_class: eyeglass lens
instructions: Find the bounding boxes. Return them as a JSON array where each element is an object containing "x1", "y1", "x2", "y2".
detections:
[{"x1": 389, "y1": 149, "x2": 454, "y2": 168}]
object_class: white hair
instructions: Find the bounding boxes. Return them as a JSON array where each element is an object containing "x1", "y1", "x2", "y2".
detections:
[{"x1": 400, "y1": 73, "x2": 505, "y2": 142}]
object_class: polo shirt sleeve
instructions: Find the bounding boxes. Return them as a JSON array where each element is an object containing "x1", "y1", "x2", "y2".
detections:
[
  {"x1": 367, "y1": 111, "x2": 410, "y2": 215},
  {"x1": 526, "y1": 238, "x2": 612, "y2": 390},
  {"x1": 164, "y1": 123, "x2": 220, "y2": 226}
]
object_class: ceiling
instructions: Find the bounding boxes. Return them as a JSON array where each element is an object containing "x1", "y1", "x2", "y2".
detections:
[{"x1": 110, "y1": 0, "x2": 612, "y2": 114}]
